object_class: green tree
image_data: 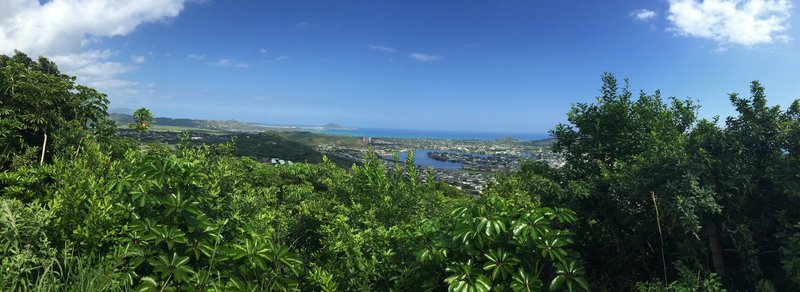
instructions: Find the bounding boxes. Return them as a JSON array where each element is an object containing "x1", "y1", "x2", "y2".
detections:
[
  {"x1": 537, "y1": 74, "x2": 800, "y2": 290},
  {"x1": 129, "y1": 108, "x2": 154, "y2": 140},
  {"x1": 545, "y1": 73, "x2": 723, "y2": 289},
  {"x1": 695, "y1": 81, "x2": 800, "y2": 288},
  {"x1": 0, "y1": 51, "x2": 110, "y2": 170}
]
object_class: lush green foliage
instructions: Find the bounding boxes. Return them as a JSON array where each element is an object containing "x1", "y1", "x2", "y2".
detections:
[
  {"x1": 3, "y1": 53, "x2": 799, "y2": 291},
  {"x1": 0, "y1": 60, "x2": 586, "y2": 289},
  {"x1": 503, "y1": 73, "x2": 800, "y2": 290},
  {"x1": 0, "y1": 137, "x2": 587, "y2": 290},
  {"x1": 128, "y1": 108, "x2": 153, "y2": 137},
  {"x1": 0, "y1": 51, "x2": 115, "y2": 170}
]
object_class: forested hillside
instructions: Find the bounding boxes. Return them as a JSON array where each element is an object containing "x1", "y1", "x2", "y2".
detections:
[
  {"x1": 110, "y1": 112, "x2": 273, "y2": 133},
  {"x1": 2, "y1": 52, "x2": 800, "y2": 291}
]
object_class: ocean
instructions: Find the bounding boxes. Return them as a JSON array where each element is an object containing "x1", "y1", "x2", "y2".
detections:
[{"x1": 317, "y1": 128, "x2": 549, "y2": 141}]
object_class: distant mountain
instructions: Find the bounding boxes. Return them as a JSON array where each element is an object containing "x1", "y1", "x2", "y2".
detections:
[
  {"x1": 110, "y1": 112, "x2": 134, "y2": 125},
  {"x1": 322, "y1": 123, "x2": 355, "y2": 130},
  {"x1": 322, "y1": 123, "x2": 344, "y2": 129},
  {"x1": 109, "y1": 113, "x2": 271, "y2": 132},
  {"x1": 110, "y1": 107, "x2": 135, "y2": 115}
]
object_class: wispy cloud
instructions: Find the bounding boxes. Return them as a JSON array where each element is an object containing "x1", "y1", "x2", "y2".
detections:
[
  {"x1": 409, "y1": 52, "x2": 441, "y2": 61},
  {"x1": 367, "y1": 44, "x2": 396, "y2": 53},
  {"x1": 215, "y1": 59, "x2": 249, "y2": 68},
  {"x1": 131, "y1": 55, "x2": 146, "y2": 64},
  {"x1": 295, "y1": 21, "x2": 311, "y2": 28},
  {"x1": 251, "y1": 95, "x2": 275, "y2": 101},
  {"x1": 259, "y1": 48, "x2": 268, "y2": 56},
  {"x1": 50, "y1": 50, "x2": 140, "y2": 98},
  {"x1": 275, "y1": 56, "x2": 290, "y2": 61},
  {"x1": 667, "y1": 0, "x2": 792, "y2": 46},
  {"x1": 186, "y1": 53, "x2": 205, "y2": 60},
  {"x1": 630, "y1": 9, "x2": 657, "y2": 21}
]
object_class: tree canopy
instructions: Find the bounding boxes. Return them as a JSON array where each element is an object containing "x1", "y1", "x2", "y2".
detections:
[
  {"x1": 0, "y1": 51, "x2": 112, "y2": 170},
  {"x1": 129, "y1": 107, "x2": 154, "y2": 137}
]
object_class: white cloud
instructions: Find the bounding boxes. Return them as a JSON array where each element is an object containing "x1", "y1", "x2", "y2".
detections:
[
  {"x1": 186, "y1": 53, "x2": 205, "y2": 60},
  {"x1": 368, "y1": 44, "x2": 396, "y2": 53},
  {"x1": 131, "y1": 55, "x2": 146, "y2": 64},
  {"x1": 667, "y1": 0, "x2": 792, "y2": 46},
  {"x1": 631, "y1": 9, "x2": 657, "y2": 21},
  {"x1": 0, "y1": 0, "x2": 191, "y2": 103},
  {"x1": 409, "y1": 53, "x2": 441, "y2": 61},
  {"x1": 50, "y1": 50, "x2": 139, "y2": 97},
  {"x1": 275, "y1": 56, "x2": 290, "y2": 61},
  {"x1": 259, "y1": 48, "x2": 268, "y2": 56},
  {"x1": 0, "y1": 0, "x2": 189, "y2": 55}
]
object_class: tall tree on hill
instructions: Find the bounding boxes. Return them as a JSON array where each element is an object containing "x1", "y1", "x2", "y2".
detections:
[
  {"x1": 702, "y1": 81, "x2": 800, "y2": 288},
  {"x1": 0, "y1": 51, "x2": 110, "y2": 169},
  {"x1": 537, "y1": 74, "x2": 800, "y2": 290},
  {"x1": 129, "y1": 108, "x2": 153, "y2": 140},
  {"x1": 547, "y1": 73, "x2": 724, "y2": 288}
]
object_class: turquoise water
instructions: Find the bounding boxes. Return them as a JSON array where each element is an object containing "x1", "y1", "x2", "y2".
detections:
[
  {"x1": 318, "y1": 128, "x2": 548, "y2": 141},
  {"x1": 391, "y1": 149, "x2": 463, "y2": 170}
]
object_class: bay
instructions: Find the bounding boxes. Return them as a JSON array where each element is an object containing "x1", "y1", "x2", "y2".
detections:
[{"x1": 390, "y1": 149, "x2": 463, "y2": 170}]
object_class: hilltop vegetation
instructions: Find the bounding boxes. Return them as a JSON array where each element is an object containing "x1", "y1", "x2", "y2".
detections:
[
  {"x1": 2, "y1": 52, "x2": 800, "y2": 291},
  {"x1": 111, "y1": 112, "x2": 273, "y2": 133},
  {"x1": 116, "y1": 129, "x2": 361, "y2": 168}
]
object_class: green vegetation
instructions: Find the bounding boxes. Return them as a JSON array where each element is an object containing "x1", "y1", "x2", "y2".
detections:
[
  {"x1": 2, "y1": 52, "x2": 799, "y2": 291},
  {"x1": 129, "y1": 108, "x2": 154, "y2": 140},
  {"x1": 230, "y1": 132, "x2": 358, "y2": 167},
  {"x1": 273, "y1": 131, "x2": 365, "y2": 148},
  {"x1": 117, "y1": 130, "x2": 360, "y2": 168},
  {"x1": 148, "y1": 125, "x2": 229, "y2": 135}
]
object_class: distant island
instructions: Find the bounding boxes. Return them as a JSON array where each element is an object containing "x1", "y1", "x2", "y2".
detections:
[{"x1": 321, "y1": 123, "x2": 356, "y2": 130}]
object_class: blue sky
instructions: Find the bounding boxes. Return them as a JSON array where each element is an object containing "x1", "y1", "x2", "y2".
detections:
[{"x1": 2, "y1": 0, "x2": 799, "y2": 133}]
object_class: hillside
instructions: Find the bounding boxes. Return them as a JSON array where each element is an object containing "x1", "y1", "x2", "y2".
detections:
[
  {"x1": 111, "y1": 112, "x2": 271, "y2": 132},
  {"x1": 230, "y1": 133, "x2": 359, "y2": 167},
  {"x1": 117, "y1": 128, "x2": 359, "y2": 168}
]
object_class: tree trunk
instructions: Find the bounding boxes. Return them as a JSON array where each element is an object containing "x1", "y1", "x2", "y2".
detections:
[
  {"x1": 705, "y1": 220, "x2": 726, "y2": 278},
  {"x1": 613, "y1": 226, "x2": 623, "y2": 255},
  {"x1": 39, "y1": 132, "x2": 47, "y2": 165}
]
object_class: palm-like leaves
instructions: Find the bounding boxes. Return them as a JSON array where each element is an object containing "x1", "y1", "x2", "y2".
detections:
[
  {"x1": 431, "y1": 195, "x2": 589, "y2": 291},
  {"x1": 483, "y1": 249, "x2": 519, "y2": 280},
  {"x1": 149, "y1": 252, "x2": 195, "y2": 283},
  {"x1": 510, "y1": 268, "x2": 542, "y2": 292},
  {"x1": 229, "y1": 236, "x2": 303, "y2": 275},
  {"x1": 149, "y1": 225, "x2": 187, "y2": 249},
  {"x1": 163, "y1": 191, "x2": 202, "y2": 220},
  {"x1": 549, "y1": 260, "x2": 590, "y2": 292},
  {"x1": 445, "y1": 262, "x2": 492, "y2": 292}
]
